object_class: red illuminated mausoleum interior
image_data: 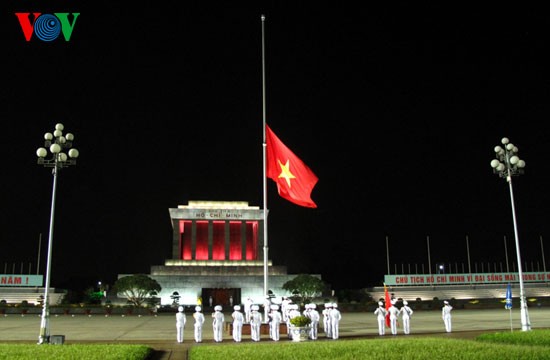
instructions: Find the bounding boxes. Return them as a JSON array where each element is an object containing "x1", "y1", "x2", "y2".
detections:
[{"x1": 179, "y1": 220, "x2": 258, "y2": 260}]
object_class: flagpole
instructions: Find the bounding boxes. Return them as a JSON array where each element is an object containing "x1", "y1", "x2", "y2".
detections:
[{"x1": 261, "y1": 14, "x2": 269, "y2": 299}]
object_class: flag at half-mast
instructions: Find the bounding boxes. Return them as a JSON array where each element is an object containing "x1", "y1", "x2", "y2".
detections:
[
  {"x1": 384, "y1": 283, "x2": 391, "y2": 327},
  {"x1": 266, "y1": 125, "x2": 318, "y2": 208}
]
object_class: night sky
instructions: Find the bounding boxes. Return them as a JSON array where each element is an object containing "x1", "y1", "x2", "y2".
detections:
[{"x1": 2, "y1": 2, "x2": 550, "y2": 292}]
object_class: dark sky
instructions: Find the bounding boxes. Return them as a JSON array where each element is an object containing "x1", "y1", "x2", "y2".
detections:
[{"x1": 2, "y1": 2, "x2": 550, "y2": 292}]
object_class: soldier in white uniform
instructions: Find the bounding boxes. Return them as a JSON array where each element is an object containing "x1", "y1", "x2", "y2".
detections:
[
  {"x1": 303, "y1": 304, "x2": 312, "y2": 336},
  {"x1": 231, "y1": 305, "x2": 244, "y2": 342},
  {"x1": 388, "y1": 300, "x2": 400, "y2": 335},
  {"x1": 244, "y1": 297, "x2": 253, "y2": 323},
  {"x1": 192, "y1": 306, "x2": 205, "y2": 343},
  {"x1": 268, "y1": 304, "x2": 282, "y2": 341},
  {"x1": 442, "y1": 300, "x2": 453, "y2": 332},
  {"x1": 374, "y1": 301, "x2": 387, "y2": 335},
  {"x1": 263, "y1": 296, "x2": 271, "y2": 324},
  {"x1": 329, "y1": 303, "x2": 342, "y2": 339},
  {"x1": 250, "y1": 304, "x2": 263, "y2": 341},
  {"x1": 322, "y1": 303, "x2": 332, "y2": 338},
  {"x1": 399, "y1": 300, "x2": 414, "y2": 335},
  {"x1": 281, "y1": 296, "x2": 291, "y2": 322},
  {"x1": 175, "y1": 306, "x2": 186, "y2": 343},
  {"x1": 308, "y1": 303, "x2": 320, "y2": 340},
  {"x1": 212, "y1": 305, "x2": 225, "y2": 342}
]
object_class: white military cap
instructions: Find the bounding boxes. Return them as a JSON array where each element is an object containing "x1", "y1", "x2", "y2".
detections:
[
  {"x1": 332, "y1": 303, "x2": 338, "y2": 308},
  {"x1": 270, "y1": 304, "x2": 279, "y2": 310},
  {"x1": 214, "y1": 305, "x2": 222, "y2": 311},
  {"x1": 444, "y1": 300, "x2": 449, "y2": 304},
  {"x1": 195, "y1": 306, "x2": 201, "y2": 312},
  {"x1": 378, "y1": 301, "x2": 383, "y2": 306},
  {"x1": 310, "y1": 304, "x2": 316, "y2": 309},
  {"x1": 234, "y1": 305, "x2": 241, "y2": 311},
  {"x1": 403, "y1": 300, "x2": 408, "y2": 305},
  {"x1": 391, "y1": 299, "x2": 397, "y2": 305},
  {"x1": 178, "y1": 306, "x2": 184, "y2": 312}
]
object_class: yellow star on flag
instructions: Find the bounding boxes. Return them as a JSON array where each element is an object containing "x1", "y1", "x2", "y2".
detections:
[{"x1": 277, "y1": 159, "x2": 296, "y2": 187}]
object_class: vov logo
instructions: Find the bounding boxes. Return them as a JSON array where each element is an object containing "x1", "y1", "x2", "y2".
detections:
[{"x1": 15, "y1": 13, "x2": 80, "y2": 42}]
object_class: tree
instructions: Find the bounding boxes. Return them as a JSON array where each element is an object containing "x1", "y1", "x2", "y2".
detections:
[
  {"x1": 282, "y1": 274, "x2": 325, "y2": 304},
  {"x1": 114, "y1": 274, "x2": 162, "y2": 307}
]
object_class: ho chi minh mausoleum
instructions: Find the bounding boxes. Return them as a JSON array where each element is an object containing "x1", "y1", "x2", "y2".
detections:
[{"x1": 117, "y1": 200, "x2": 318, "y2": 306}]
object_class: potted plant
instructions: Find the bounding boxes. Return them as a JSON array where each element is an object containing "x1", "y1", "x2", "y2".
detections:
[
  {"x1": 289, "y1": 315, "x2": 311, "y2": 342},
  {"x1": 290, "y1": 315, "x2": 311, "y2": 327}
]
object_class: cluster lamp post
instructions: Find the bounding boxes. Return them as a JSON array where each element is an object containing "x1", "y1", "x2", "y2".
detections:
[
  {"x1": 36, "y1": 123, "x2": 79, "y2": 344},
  {"x1": 490, "y1": 137, "x2": 530, "y2": 331}
]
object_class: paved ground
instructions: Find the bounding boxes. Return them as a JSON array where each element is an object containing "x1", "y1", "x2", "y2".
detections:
[{"x1": 1, "y1": 307, "x2": 550, "y2": 359}]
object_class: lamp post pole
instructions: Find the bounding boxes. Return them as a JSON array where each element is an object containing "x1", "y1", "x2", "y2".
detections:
[
  {"x1": 490, "y1": 137, "x2": 530, "y2": 331},
  {"x1": 36, "y1": 123, "x2": 79, "y2": 344}
]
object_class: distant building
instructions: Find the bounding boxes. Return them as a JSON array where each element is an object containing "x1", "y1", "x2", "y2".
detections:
[{"x1": 117, "y1": 200, "x2": 322, "y2": 306}]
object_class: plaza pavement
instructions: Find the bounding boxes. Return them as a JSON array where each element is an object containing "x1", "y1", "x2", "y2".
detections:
[{"x1": 1, "y1": 307, "x2": 550, "y2": 359}]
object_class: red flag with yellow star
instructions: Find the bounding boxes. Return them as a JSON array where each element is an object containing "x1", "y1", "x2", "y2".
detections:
[{"x1": 266, "y1": 125, "x2": 318, "y2": 208}]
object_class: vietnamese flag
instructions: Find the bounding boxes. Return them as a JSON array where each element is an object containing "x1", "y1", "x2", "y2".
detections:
[
  {"x1": 384, "y1": 283, "x2": 391, "y2": 327},
  {"x1": 266, "y1": 125, "x2": 318, "y2": 208}
]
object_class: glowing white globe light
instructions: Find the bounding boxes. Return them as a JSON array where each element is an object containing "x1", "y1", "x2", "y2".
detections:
[
  {"x1": 50, "y1": 143, "x2": 61, "y2": 154},
  {"x1": 36, "y1": 148, "x2": 47, "y2": 158}
]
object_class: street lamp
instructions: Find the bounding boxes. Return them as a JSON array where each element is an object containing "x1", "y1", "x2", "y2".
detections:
[
  {"x1": 36, "y1": 123, "x2": 79, "y2": 344},
  {"x1": 490, "y1": 137, "x2": 530, "y2": 331}
]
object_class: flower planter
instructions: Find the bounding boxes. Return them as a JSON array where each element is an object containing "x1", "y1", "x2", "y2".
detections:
[{"x1": 290, "y1": 325, "x2": 310, "y2": 342}]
